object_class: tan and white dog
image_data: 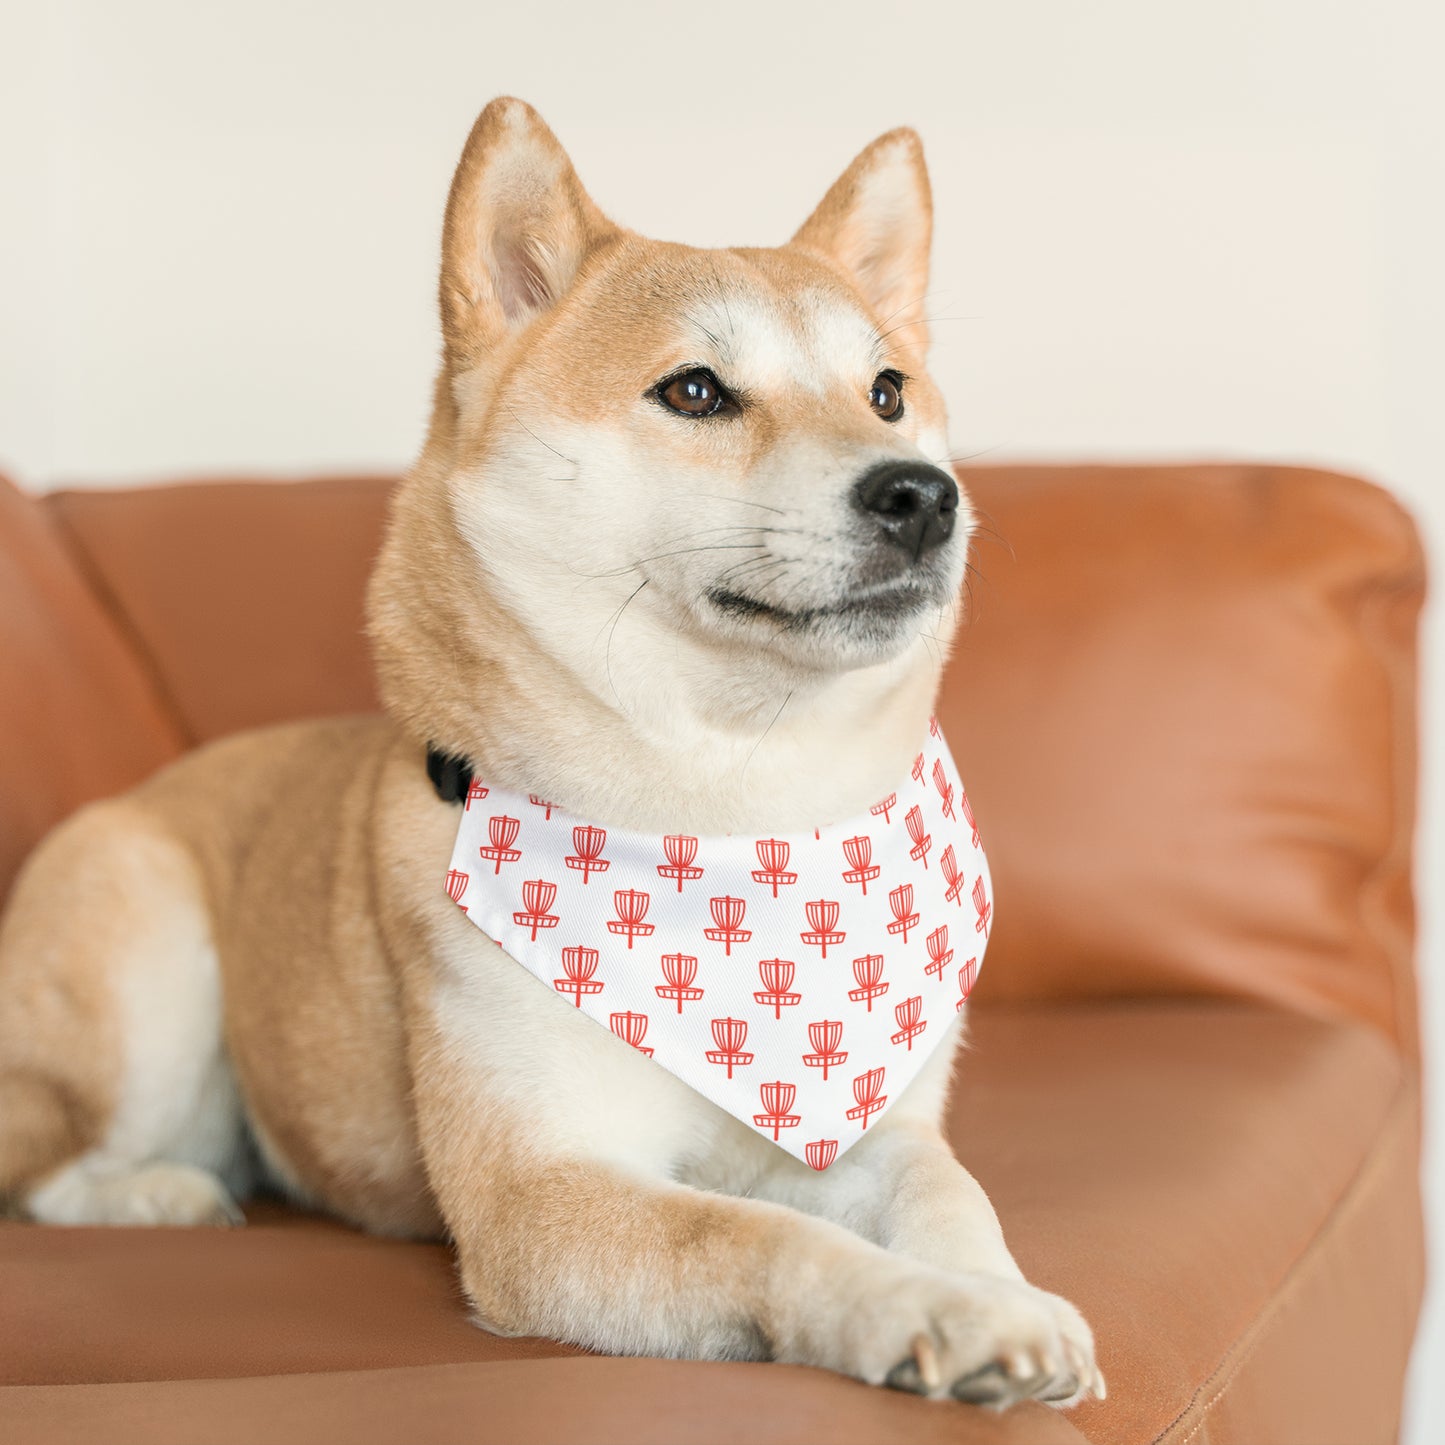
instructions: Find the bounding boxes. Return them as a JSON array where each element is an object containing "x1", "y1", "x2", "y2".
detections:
[{"x1": 0, "y1": 99, "x2": 1101, "y2": 1408}]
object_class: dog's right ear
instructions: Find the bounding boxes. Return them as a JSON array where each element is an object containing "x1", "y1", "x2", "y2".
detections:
[{"x1": 440, "y1": 98, "x2": 616, "y2": 368}]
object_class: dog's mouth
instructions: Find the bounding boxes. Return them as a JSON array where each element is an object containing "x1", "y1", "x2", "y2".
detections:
[{"x1": 705, "y1": 577, "x2": 938, "y2": 631}]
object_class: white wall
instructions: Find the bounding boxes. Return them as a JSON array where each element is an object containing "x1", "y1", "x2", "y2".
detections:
[{"x1": 1, "y1": 0, "x2": 1440, "y2": 1433}]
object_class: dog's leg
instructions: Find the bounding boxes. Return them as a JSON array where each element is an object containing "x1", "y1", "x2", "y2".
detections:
[
  {"x1": 755, "y1": 1026, "x2": 1021, "y2": 1274},
  {"x1": 749, "y1": 1024, "x2": 1104, "y2": 1404},
  {"x1": 756, "y1": 1121, "x2": 1107, "y2": 1403},
  {"x1": 0, "y1": 800, "x2": 248, "y2": 1225},
  {"x1": 414, "y1": 1037, "x2": 1096, "y2": 1404}
]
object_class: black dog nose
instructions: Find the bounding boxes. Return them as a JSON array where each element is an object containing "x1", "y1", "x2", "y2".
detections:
[{"x1": 853, "y1": 460, "x2": 959, "y2": 560}]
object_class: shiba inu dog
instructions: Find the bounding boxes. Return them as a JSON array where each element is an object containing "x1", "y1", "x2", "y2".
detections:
[{"x1": 0, "y1": 98, "x2": 1101, "y2": 1408}]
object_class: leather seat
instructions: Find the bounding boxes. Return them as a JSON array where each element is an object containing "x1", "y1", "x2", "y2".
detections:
[{"x1": 0, "y1": 464, "x2": 1425, "y2": 1443}]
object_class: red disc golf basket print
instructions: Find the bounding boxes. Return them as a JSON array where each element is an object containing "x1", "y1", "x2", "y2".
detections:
[
  {"x1": 751, "y1": 839, "x2": 797, "y2": 897},
  {"x1": 477, "y1": 815, "x2": 522, "y2": 874},
  {"x1": 911, "y1": 751, "x2": 926, "y2": 783},
  {"x1": 925, "y1": 924, "x2": 953, "y2": 984},
  {"x1": 704, "y1": 895, "x2": 751, "y2": 955},
  {"x1": 932, "y1": 758, "x2": 956, "y2": 820},
  {"x1": 846, "y1": 1066, "x2": 888, "y2": 1129},
  {"x1": 801, "y1": 899, "x2": 845, "y2": 958},
  {"x1": 840, "y1": 835, "x2": 880, "y2": 895},
  {"x1": 890, "y1": 995, "x2": 927, "y2": 1050},
  {"x1": 555, "y1": 945, "x2": 603, "y2": 1006},
  {"x1": 657, "y1": 834, "x2": 703, "y2": 892},
  {"x1": 565, "y1": 824, "x2": 609, "y2": 883},
  {"x1": 753, "y1": 1081, "x2": 801, "y2": 1140},
  {"x1": 802, "y1": 1020, "x2": 847, "y2": 1080},
  {"x1": 445, "y1": 869, "x2": 469, "y2": 912},
  {"x1": 805, "y1": 1139, "x2": 839, "y2": 1171},
  {"x1": 528, "y1": 794, "x2": 556, "y2": 819},
  {"x1": 940, "y1": 845, "x2": 968, "y2": 907},
  {"x1": 905, "y1": 805, "x2": 932, "y2": 869},
  {"x1": 870, "y1": 792, "x2": 897, "y2": 825},
  {"x1": 464, "y1": 777, "x2": 489, "y2": 810},
  {"x1": 754, "y1": 958, "x2": 801, "y2": 1018},
  {"x1": 956, "y1": 956, "x2": 979, "y2": 1012},
  {"x1": 848, "y1": 953, "x2": 888, "y2": 1010},
  {"x1": 973, "y1": 877, "x2": 993, "y2": 937},
  {"x1": 655, "y1": 953, "x2": 703, "y2": 1013},
  {"x1": 513, "y1": 879, "x2": 559, "y2": 940},
  {"x1": 607, "y1": 888, "x2": 655, "y2": 949},
  {"x1": 609, "y1": 1010, "x2": 654, "y2": 1058},
  {"x1": 929, "y1": 714, "x2": 941, "y2": 739},
  {"x1": 887, "y1": 883, "x2": 920, "y2": 943},
  {"x1": 706, "y1": 1017, "x2": 754, "y2": 1077},
  {"x1": 961, "y1": 790, "x2": 980, "y2": 848}
]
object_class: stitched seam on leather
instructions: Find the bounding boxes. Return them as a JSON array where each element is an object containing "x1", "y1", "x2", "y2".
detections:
[
  {"x1": 1150, "y1": 1074, "x2": 1415, "y2": 1445},
  {"x1": 44, "y1": 497, "x2": 198, "y2": 750}
]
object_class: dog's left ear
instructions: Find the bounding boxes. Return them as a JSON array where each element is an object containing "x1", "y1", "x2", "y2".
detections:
[{"x1": 791, "y1": 129, "x2": 933, "y2": 353}]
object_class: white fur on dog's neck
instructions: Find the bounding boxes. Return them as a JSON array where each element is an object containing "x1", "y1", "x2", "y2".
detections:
[{"x1": 457, "y1": 574, "x2": 944, "y2": 836}]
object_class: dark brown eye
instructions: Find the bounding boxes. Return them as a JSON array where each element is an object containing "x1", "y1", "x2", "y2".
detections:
[
  {"x1": 659, "y1": 369, "x2": 724, "y2": 417},
  {"x1": 869, "y1": 371, "x2": 904, "y2": 421}
]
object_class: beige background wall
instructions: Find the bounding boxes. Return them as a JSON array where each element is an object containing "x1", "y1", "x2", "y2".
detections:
[{"x1": 2, "y1": 1, "x2": 1441, "y2": 1433}]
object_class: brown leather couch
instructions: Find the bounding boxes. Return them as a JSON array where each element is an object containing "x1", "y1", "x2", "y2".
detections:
[{"x1": 0, "y1": 462, "x2": 1426, "y2": 1445}]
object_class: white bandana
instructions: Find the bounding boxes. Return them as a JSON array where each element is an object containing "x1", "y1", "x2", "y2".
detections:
[{"x1": 443, "y1": 721, "x2": 991, "y2": 1168}]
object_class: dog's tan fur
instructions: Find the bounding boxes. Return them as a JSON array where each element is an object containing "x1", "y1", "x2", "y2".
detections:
[{"x1": 0, "y1": 99, "x2": 1101, "y2": 1405}]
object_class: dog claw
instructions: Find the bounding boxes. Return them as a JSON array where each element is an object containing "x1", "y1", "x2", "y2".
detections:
[
  {"x1": 887, "y1": 1332, "x2": 943, "y2": 1395},
  {"x1": 213, "y1": 1194, "x2": 247, "y2": 1228},
  {"x1": 911, "y1": 1332, "x2": 942, "y2": 1391},
  {"x1": 1002, "y1": 1347, "x2": 1034, "y2": 1379}
]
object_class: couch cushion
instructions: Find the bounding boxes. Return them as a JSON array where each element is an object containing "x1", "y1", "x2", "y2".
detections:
[
  {"x1": 47, "y1": 476, "x2": 391, "y2": 744},
  {"x1": 0, "y1": 475, "x2": 183, "y2": 904},
  {"x1": 946, "y1": 464, "x2": 1423, "y2": 1058},
  {"x1": 0, "y1": 1002, "x2": 1419, "y2": 1444}
]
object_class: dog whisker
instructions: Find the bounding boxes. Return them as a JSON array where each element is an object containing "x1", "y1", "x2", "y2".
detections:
[
  {"x1": 772, "y1": 557, "x2": 837, "y2": 616},
  {"x1": 869, "y1": 290, "x2": 949, "y2": 356},
  {"x1": 958, "y1": 504, "x2": 1015, "y2": 562},
  {"x1": 930, "y1": 444, "x2": 1006, "y2": 469},
  {"x1": 742, "y1": 687, "x2": 794, "y2": 777},
  {"x1": 570, "y1": 541, "x2": 774, "y2": 583},
  {"x1": 878, "y1": 313, "x2": 981, "y2": 347},
  {"x1": 600, "y1": 578, "x2": 650, "y2": 708},
  {"x1": 574, "y1": 523, "x2": 822, "y2": 584},
  {"x1": 710, "y1": 558, "x2": 794, "y2": 603},
  {"x1": 694, "y1": 493, "x2": 796, "y2": 517},
  {"x1": 501, "y1": 402, "x2": 580, "y2": 471},
  {"x1": 715, "y1": 552, "x2": 795, "y2": 584}
]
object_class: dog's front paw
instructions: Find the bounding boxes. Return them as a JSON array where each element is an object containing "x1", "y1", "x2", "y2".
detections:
[{"x1": 822, "y1": 1266, "x2": 1104, "y2": 1408}]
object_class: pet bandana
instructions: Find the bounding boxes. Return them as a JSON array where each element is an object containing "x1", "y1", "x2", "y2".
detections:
[{"x1": 442, "y1": 720, "x2": 991, "y2": 1168}]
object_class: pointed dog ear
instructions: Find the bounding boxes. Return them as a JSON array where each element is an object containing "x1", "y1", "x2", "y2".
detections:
[
  {"x1": 791, "y1": 128, "x2": 933, "y2": 354},
  {"x1": 440, "y1": 97, "x2": 617, "y2": 367}
]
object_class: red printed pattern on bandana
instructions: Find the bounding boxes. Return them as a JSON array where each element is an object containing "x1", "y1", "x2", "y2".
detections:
[{"x1": 444, "y1": 723, "x2": 989, "y2": 1168}]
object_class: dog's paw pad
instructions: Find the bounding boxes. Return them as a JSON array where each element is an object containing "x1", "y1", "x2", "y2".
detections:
[
  {"x1": 951, "y1": 1362, "x2": 1013, "y2": 1405},
  {"x1": 885, "y1": 1359, "x2": 927, "y2": 1395}
]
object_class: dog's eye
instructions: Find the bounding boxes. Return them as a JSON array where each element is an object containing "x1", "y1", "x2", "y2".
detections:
[
  {"x1": 869, "y1": 371, "x2": 905, "y2": 421},
  {"x1": 658, "y1": 369, "x2": 725, "y2": 417}
]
